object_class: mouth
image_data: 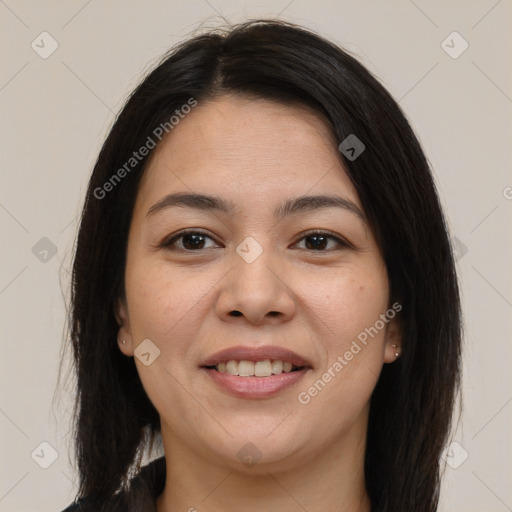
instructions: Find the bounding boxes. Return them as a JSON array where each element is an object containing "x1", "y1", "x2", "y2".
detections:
[{"x1": 199, "y1": 345, "x2": 312, "y2": 398}]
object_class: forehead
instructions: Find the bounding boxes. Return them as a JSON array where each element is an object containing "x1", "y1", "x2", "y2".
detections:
[{"x1": 137, "y1": 95, "x2": 361, "y2": 212}]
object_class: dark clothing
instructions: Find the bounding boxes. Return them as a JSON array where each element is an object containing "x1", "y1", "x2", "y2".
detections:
[{"x1": 61, "y1": 456, "x2": 166, "y2": 512}]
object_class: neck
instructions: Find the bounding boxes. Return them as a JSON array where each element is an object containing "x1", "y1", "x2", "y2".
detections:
[{"x1": 156, "y1": 412, "x2": 371, "y2": 512}]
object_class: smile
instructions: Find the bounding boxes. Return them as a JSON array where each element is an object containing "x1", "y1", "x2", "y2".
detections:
[{"x1": 200, "y1": 344, "x2": 312, "y2": 398}]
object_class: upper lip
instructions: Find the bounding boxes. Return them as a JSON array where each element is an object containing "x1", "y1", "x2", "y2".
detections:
[{"x1": 200, "y1": 345, "x2": 312, "y2": 368}]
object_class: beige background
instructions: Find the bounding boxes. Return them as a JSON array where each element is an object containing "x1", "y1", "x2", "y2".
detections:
[{"x1": 1, "y1": 1, "x2": 511, "y2": 511}]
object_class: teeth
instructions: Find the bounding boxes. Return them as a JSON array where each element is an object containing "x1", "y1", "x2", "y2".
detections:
[
  {"x1": 271, "y1": 360, "x2": 283, "y2": 374},
  {"x1": 255, "y1": 360, "x2": 272, "y2": 377},
  {"x1": 215, "y1": 359, "x2": 299, "y2": 377},
  {"x1": 238, "y1": 360, "x2": 254, "y2": 377},
  {"x1": 226, "y1": 360, "x2": 238, "y2": 375}
]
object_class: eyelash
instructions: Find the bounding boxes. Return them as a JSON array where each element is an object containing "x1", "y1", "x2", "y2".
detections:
[{"x1": 161, "y1": 229, "x2": 352, "y2": 253}]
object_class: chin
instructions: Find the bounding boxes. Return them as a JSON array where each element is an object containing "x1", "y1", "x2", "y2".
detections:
[{"x1": 200, "y1": 420, "x2": 316, "y2": 473}]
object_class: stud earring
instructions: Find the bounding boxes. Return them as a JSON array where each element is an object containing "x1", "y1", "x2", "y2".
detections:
[
  {"x1": 392, "y1": 344, "x2": 400, "y2": 357},
  {"x1": 118, "y1": 329, "x2": 129, "y2": 347}
]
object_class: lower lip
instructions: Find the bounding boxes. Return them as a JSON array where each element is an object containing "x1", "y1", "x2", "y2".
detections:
[{"x1": 202, "y1": 368, "x2": 309, "y2": 399}]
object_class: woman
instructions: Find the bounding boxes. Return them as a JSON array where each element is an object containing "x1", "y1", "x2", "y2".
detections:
[{"x1": 62, "y1": 19, "x2": 462, "y2": 512}]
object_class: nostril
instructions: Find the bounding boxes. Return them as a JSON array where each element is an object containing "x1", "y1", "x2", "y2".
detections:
[{"x1": 230, "y1": 311, "x2": 242, "y2": 317}]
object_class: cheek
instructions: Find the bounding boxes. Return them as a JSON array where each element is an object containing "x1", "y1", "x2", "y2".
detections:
[
  {"x1": 304, "y1": 264, "x2": 389, "y2": 348},
  {"x1": 124, "y1": 263, "x2": 214, "y2": 413},
  {"x1": 292, "y1": 266, "x2": 389, "y2": 434},
  {"x1": 125, "y1": 261, "x2": 213, "y2": 355}
]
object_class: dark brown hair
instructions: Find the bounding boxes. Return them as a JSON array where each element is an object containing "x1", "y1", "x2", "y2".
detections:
[{"x1": 66, "y1": 19, "x2": 462, "y2": 511}]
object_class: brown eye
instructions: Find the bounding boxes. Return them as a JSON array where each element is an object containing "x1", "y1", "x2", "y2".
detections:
[
  {"x1": 304, "y1": 235, "x2": 330, "y2": 250},
  {"x1": 294, "y1": 231, "x2": 349, "y2": 251},
  {"x1": 163, "y1": 231, "x2": 219, "y2": 251}
]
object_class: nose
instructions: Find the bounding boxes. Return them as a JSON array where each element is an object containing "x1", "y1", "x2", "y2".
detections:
[{"x1": 215, "y1": 245, "x2": 297, "y2": 325}]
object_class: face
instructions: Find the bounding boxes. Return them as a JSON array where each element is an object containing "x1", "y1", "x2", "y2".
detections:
[{"x1": 116, "y1": 95, "x2": 401, "y2": 472}]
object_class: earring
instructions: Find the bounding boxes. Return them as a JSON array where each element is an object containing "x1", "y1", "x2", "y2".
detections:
[
  {"x1": 118, "y1": 329, "x2": 129, "y2": 347},
  {"x1": 392, "y1": 344, "x2": 400, "y2": 357}
]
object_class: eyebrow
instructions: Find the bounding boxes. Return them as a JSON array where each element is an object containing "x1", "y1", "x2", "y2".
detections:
[{"x1": 146, "y1": 192, "x2": 365, "y2": 223}]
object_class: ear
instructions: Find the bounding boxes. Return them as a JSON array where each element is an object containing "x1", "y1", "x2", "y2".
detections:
[
  {"x1": 383, "y1": 315, "x2": 403, "y2": 364},
  {"x1": 114, "y1": 296, "x2": 134, "y2": 357}
]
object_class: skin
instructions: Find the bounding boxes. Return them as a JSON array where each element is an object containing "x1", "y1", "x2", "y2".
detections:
[{"x1": 116, "y1": 95, "x2": 402, "y2": 512}]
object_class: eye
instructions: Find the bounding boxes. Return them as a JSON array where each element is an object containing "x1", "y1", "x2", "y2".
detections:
[
  {"x1": 162, "y1": 230, "x2": 220, "y2": 251},
  {"x1": 161, "y1": 229, "x2": 352, "y2": 253},
  {"x1": 293, "y1": 231, "x2": 350, "y2": 251}
]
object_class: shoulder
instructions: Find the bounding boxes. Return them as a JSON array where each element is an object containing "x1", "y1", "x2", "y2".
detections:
[
  {"x1": 60, "y1": 456, "x2": 166, "y2": 512},
  {"x1": 60, "y1": 498, "x2": 97, "y2": 511}
]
